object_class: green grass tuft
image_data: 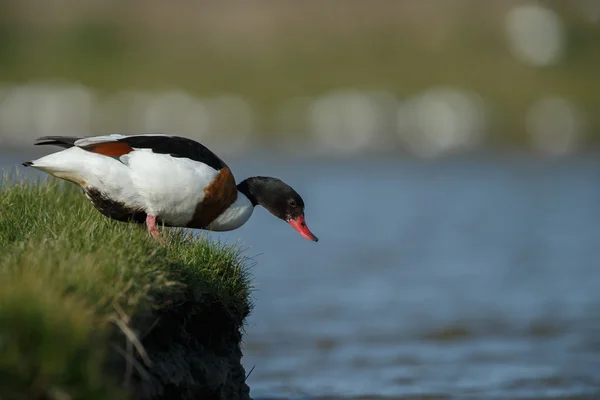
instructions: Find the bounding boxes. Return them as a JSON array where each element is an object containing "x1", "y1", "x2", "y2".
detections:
[{"x1": 0, "y1": 173, "x2": 254, "y2": 399}]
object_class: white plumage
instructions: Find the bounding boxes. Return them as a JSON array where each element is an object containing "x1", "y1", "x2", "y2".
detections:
[
  {"x1": 207, "y1": 195, "x2": 254, "y2": 231},
  {"x1": 26, "y1": 134, "x2": 251, "y2": 231},
  {"x1": 122, "y1": 149, "x2": 219, "y2": 226}
]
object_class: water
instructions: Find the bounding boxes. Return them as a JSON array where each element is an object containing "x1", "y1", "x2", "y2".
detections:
[{"x1": 3, "y1": 151, "x2": 600, "y2": 399}]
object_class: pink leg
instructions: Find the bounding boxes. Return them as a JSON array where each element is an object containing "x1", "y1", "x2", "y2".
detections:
[{"x1": 146, "y1": 215, "x2": 161, "y2": 241}]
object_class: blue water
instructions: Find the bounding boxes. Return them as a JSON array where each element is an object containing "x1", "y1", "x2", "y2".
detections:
[{"x1": 3, "y1": 151, "x2": 600, "y2": 399}]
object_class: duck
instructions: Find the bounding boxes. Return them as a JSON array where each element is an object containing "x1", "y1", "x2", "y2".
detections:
[{"x1": 22, "y1": 134, "x2": 318, "y2": 242}]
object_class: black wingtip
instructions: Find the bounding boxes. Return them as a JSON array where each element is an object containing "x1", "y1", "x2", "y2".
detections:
[
  {"x1": 22, "y1": 161, "x2": 33, "y2": 167},
  {"x1": 32, "y1": 136, "x2": 81, "y2": 148}
]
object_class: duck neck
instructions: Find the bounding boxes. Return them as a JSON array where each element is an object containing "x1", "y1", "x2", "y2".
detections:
[{"x1": 237, "y1": 177, "x2": 270, "y2": 207}]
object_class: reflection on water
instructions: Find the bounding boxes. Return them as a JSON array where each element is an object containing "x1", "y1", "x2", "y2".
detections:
[{"x1": 3, "y1": 152, "x2": 600, "y2": 399}]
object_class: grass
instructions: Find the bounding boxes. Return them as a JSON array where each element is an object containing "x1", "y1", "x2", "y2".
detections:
[{"x1": 0, "y1": 172, "x2": 254, "y2": 399}]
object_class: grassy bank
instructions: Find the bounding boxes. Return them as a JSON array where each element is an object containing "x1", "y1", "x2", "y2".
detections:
[{"x1": 0, "y1": 174, "x2": 254, "y2": 400}]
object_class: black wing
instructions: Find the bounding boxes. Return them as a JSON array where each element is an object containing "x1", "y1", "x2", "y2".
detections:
[{"x1": 118, "y1": 135, "x2": 228, "y2": 171}]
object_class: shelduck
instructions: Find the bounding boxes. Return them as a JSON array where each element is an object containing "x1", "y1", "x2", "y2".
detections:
[{"x1": 22, "y1": 134, "x2": 318, "y2": 242}]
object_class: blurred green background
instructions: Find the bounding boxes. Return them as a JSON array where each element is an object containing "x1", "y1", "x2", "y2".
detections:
[{"x1": 0, "y1": 0, "x2": 598, "y2": 156}]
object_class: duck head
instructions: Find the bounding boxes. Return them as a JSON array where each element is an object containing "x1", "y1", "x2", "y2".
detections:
[{"x1": 237, "y1": 177, "x2": 318, "y2": 242}]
